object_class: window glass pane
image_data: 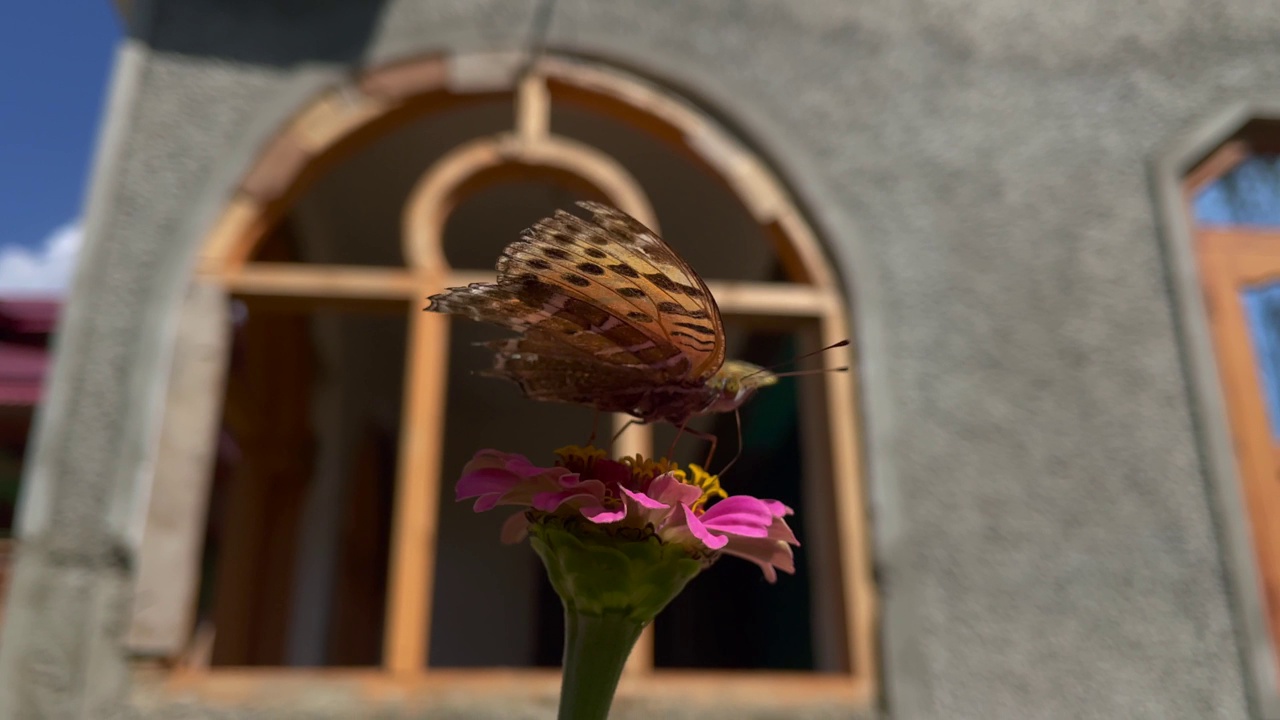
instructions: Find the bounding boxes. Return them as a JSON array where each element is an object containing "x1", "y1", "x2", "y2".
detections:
[
  {"x1": 551, "y1": 104, "x2": 776, "y2": 282},
  {"x1": 198, "y1": 301, "x2": 406, "y2": 667},
  {"x1": 1242, "y1": 280, "x2": 1280, "y2": 441},
  {"x1": 430, "y1": 316, "x2": 595, "y2": 668},
  {"x1": 1194, "y1": 155, "x2": 1280, "y2": 227},
  {"x1": 276, "y1": 99, "x2": 515, "y2": 267}
]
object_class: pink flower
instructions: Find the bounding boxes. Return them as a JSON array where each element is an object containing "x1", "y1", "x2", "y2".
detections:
[
  {"x1": 455, "y1": 445, "x2": 801, "y2": 583},
  {"x1": 455, "y1": 449, "x2": 573, "y2": 511}
]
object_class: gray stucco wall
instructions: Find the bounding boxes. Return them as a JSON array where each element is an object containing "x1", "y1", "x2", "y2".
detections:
[{"x1": 2, "y1": 0, "x2": 1277, "y2": 718}]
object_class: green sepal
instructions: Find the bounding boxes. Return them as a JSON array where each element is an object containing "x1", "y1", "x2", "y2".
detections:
[{"x1": 528, "y1": 516, "x2": 709, "y2": 623}]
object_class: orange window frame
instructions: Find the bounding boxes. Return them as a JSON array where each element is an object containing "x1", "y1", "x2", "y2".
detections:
[{"x1": 1187, "y1": 137, "x2": 1280, "y2": 674}]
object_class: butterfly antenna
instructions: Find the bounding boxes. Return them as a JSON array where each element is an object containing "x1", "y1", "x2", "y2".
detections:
[
  {"x1": 769, "y1": 366, "x2": 850, "y2": 378},
  {"x1": 743, "y1": 339, "x2": 850, "y2": 379}
]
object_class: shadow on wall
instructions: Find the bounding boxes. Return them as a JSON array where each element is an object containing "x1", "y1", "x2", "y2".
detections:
[{"x1": 134, "y1": 0, "x2": 389, "y2": 66}]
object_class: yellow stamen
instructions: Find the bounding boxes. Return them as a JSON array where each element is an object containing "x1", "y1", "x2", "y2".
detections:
[
  {"x1": 621, "y1": 454, "x2": 683, "y2": 484},
  {"x1": 554, "y1": 444, "x2": 608, "y2": 471},
  {"x1": 684, "y1": 463, "x2": 728, "y2": 511}
]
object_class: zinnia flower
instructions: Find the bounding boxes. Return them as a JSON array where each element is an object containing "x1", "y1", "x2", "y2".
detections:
[
  {"x1": 455, "y1": 444, "x2": 802, "y2": 720},
  {"x1": 456, "y1": 444, "x2": 800, "y2": 582}
]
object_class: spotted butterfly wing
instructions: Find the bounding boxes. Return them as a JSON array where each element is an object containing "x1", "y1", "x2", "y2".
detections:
[{"x1": 425, "y1": 201, "x2": 726, "y2": 423}]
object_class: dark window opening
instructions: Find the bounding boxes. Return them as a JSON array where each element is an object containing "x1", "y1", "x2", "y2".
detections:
[{"x1": 196, "y1": 298, "x2": 405, "y2": 667}]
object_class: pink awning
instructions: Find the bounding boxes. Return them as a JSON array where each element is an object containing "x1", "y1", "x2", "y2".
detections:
[
  {"x1": 0, "y1": 299, "x2": 60, "y2": 407},
  {"x1": 0, "y1": 343, "x2": 48, "y2": 406},
  {"x1": 0, "y1": 300, "x2": 59, "y2": 335}
]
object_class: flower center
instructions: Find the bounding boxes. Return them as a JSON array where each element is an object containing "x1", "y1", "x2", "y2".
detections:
[
  {"x1": 553, "y1": 444, "x2": 727, "y2": 511},
  {"x1": 619, "y1": 453, "x2": 681, "y2": 484},
  {"x1": 554, "y1": 444, "x2": 608, "y2": 473}
]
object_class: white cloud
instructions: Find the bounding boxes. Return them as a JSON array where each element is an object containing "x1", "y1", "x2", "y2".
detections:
[{"x1": 0, "y1": 221, "x2": 83, "y2": 297}]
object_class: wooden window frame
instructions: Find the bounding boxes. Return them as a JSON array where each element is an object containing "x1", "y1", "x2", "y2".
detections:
[
  {"x1": 1189, "y1": 135, "x2": 1280, "y2": 650},
  {"x1": 1195, "y1": 228, "x2": 1280, "y2": 640},
  {"x1": 130, "y1": 55, "x2": 875, "y2": 714},
  {"x1": 1158, "y1": 108, "x2": 1280, "y2": 719}
]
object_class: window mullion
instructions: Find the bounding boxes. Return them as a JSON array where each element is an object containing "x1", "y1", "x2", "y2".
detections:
[
  {"x1": 819, "y1": 305, "x2": 874, "y2": 690},
  {"x1": 384, "y1": 304, "x2": 451, "y2": 673}
]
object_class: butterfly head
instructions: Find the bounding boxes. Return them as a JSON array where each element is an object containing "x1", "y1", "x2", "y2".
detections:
[{"x1": 703, "y1": 360, "x2": 778, "y2": 414}]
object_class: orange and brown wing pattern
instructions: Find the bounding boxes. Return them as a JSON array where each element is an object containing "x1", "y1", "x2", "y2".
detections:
[
  {"x1": 495, "y1": 201, "x2": 725, "y2": 382},
  {"x1": 426, "y1": 271, "x2": 697, "y2": 380},
  {"x1": 425, "y1": 203, "x2": 726, "y2": 415}
]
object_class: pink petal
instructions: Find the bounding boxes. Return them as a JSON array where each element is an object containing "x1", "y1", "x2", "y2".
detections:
[
  {"x1": 720, "y1": 536, "x2": 796, "y2": 583},
  {"x1": 456, "y1": 467, "x2": 523, "y2": 512},
  {"x1": 500, "y1": 512, "x2": 531, "y2": 544},
  {"x1": 507, "y1": 456, "x2": 557, "y2": 478},
  {"x1": 619, "y1": 486, "x2": 669, "y2": 510},
  {"x1": 697, "y1": 496, "x2": 775, "y2": 538},
  {"x1": 761, "y1": 499, "x2": 794, "y2": 518},
  {"x1": 456, "y1": 467, "x2": 522, "y2": 501},
  {"x1": 680, "y1": 505, "x2": 729, "y2": 550},
  {"x1": 556, "y1": 474, "x2": 586, "y2": 488},
  {"x1": 767, "y1": 514, "x2": 800, "y2": 546},
  {"x1": 719, "y1": 511, "x2": 801, "y2": 582},
  {"x1": 455, "y1": 450, "x2": 574, "y2": 512},
  {"x1": 460, "y1": 448, "x2": 513, "y2": 469},
  {"x1": 471, "y1": 493, "x2": 503, "y2": 513},
  {"x1": 582, "y1": 504, "x2": 628, "y2": 523},
  {"x1": 532, "y1": 479, "x2": 608, "y2": 512},
  {"x1": 460, "y1": 449, "x2": 528, "y2": 477},
  {"x1": 647, "y1": 474, "x2": 703, "y2": 507},
  {"x1": 606, "y1": 486, "x2": 678, "y2": 528}
]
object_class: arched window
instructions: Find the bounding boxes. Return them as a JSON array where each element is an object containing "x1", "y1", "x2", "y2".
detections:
[
  {"x1": 127, "y1": 55, "x2": 874, "y2": 714},
  {"x1": 1165, "y1": 113, "x2": 1280, "y2": 715}
]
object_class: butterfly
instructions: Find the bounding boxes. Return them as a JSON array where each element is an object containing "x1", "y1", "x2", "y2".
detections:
[{"x1": 425, "y1": 201, "x2": 781, "y2": 462}]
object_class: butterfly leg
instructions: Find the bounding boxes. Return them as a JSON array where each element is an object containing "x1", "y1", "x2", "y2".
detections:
[
  {"x1": 661, "y1": 422, "x2": 721, "y2": 469},
  {"x1": 686, "y1": 426, "x2": 719, "y2": 471},
  {"x1": 610, "y1": 417, "x2": 641, "y2": 454},
  {"x1": 714, "y1": 408, "x2": 745, "y2": 476},
  {"x1": 665, "y1": 422, "x2": 688, "y2": 460},
  {"x1": 586, "y1": 410, "x2": 601, "y2": 449}
]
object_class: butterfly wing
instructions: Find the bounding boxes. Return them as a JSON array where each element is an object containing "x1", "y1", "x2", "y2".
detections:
[
  {"x1": 495, "y1": 201, "x2": 726, "y2": 380},
  {"x1": 479, "y1": 329, "x2": 658, "y2": 414},
  {"x1": 427, "y1": 203, "x2": 725, "y2": 391}
]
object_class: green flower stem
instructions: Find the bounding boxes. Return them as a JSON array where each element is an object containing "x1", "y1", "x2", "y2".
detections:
[
  {"x1": 558, "y1": 610, "x2": 646, "y2": 720},
  {"x1": 528, "y1": 517, "x2": 711, "y2": 719}
]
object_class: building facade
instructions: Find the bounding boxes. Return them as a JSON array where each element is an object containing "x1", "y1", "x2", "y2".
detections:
[{"x1": 2, "y1": 1, "x2": 1279, "y2": 718}]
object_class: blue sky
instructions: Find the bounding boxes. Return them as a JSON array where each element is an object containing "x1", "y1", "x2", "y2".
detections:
[{"x1": 0, "y1": 3, "x2": 121, "y2": 295}]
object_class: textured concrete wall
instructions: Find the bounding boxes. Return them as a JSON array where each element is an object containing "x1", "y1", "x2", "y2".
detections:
[{"x1": 2, "y1": 0, "x2": 1277, "y2": 718}]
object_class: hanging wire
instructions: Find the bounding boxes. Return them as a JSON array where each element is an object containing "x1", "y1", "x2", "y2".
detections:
[{"x1": 517, "y1": 0, "x2": 558, "y2": 83}]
